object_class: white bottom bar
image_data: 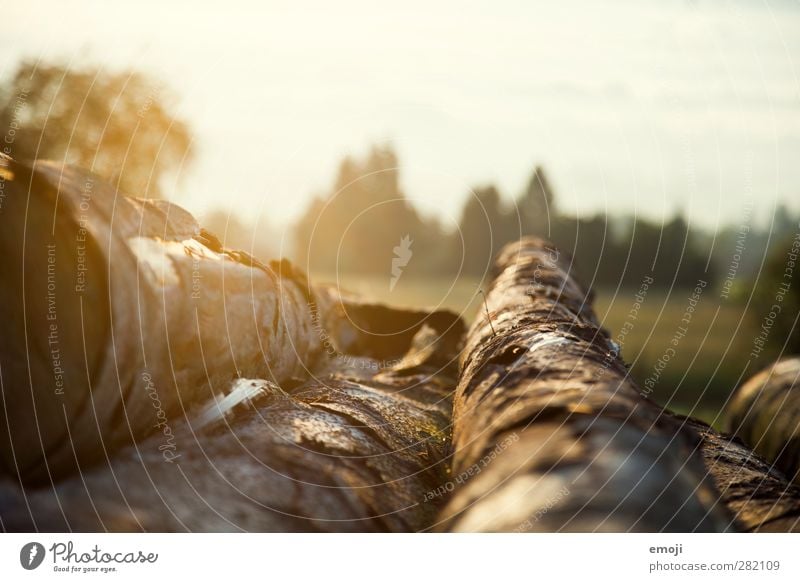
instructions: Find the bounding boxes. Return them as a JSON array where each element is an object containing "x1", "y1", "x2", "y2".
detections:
[{"x1": 1, "y1": 533, "x2": 797, "y2": 581}]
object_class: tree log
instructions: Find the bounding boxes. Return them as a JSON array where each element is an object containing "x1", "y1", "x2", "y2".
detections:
[
  {"x1": 436, "y1": 237, "x2": 735, "y2": 532},
  {"x1": 726, "y1": 357, "x2": 800, "y2": 485}
]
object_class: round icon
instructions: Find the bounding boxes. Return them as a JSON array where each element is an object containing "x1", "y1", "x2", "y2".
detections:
[{"x1": 20, "y1": 542, "x2": 46, "y2": 570}]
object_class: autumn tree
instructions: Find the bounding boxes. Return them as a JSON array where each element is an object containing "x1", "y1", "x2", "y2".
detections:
[{"x1": 0, "y1": 61, "x2": 193, "y2": 199}]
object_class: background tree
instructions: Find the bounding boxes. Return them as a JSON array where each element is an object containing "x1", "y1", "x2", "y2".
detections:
[
  {"x1": 751, "y1": 233, "x2": 800, "y2": 356},
  {"x1": 0, "y1": 61, "x2": 193, "y2": 199},
  {"x1": 452, "y1": 185, "x2": 510, "y2": 278},
  {"x1": 518, "y1": 165, "x2": 555, "y2": 237},
  {"x1": 294, "y1": 145, "x2": 443, "y2": 279},
  {"x1": 551, "y1": 213, "x2": 620, "y2": 287}
]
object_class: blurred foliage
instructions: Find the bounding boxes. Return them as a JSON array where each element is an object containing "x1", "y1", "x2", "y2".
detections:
[
  {"x1": 295, "y1": 144, "x2": 716, "y2": 290},
  {"x1": 454, "y1": 185, "x2": 508, "y2": 278},
  {"x1": 749, "y1": 232, "x2": 800, "y2": 356},
  {"x1": 0, "y1": 61, "x2": 193, "y2": 199}
]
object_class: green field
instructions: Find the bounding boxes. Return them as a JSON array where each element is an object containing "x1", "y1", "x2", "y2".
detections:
[
  {"x1": 592, "y1": 287, "x2": 756, "y2": 429},
  {"x1": 317, "y1": 272, "x2": 773, "y2": 429}
]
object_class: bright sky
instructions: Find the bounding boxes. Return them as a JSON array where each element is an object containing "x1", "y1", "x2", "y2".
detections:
[{"x1": 3, "y1": 0, "x2": 800, "y2": 236}]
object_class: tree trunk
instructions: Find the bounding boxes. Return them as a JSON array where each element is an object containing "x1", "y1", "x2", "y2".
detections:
[
  {"x1": 726, "y1": 357, "x2": 800, "y2": 485},
  {"x1": 436, "y1": 237, "x2": 736, "y2": 531}
]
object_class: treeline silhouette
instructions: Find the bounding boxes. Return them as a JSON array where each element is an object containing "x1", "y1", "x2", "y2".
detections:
[{"x1": 294, "y1": 145, "x2": 743, "y2": 289}]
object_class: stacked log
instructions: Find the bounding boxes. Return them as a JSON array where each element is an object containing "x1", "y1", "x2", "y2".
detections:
[
  {"x1": 436, "y1": 237, "x2": 735, "y2": 531},
  {"x1": 0, "y1": 155, "x2": 332, "y2": 485},
  {"x1": 0, "y1": 321, "x2": 460, "y2": 531},
  {"x1": 726, "y1": 357, "x2": 800, "y2": 485}
]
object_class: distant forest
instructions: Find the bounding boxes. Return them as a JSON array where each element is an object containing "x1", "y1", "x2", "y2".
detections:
[{"x1": 292, "y1": 144, "x2": 800, "y2": 293}]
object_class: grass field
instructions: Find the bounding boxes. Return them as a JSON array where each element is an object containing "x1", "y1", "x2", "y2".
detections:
[{"x1": 317, "y1": 272, "x2": 772, "y2": 429}]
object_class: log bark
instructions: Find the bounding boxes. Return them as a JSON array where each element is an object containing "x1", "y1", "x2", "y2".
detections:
[
  {"x1": 436, "y1": 237, "x2": 735, "y2": 532},
  {"x1": 0, "y1": 156, "x2": 327, "y2": 485},
  {"x1": 726, "y1": 357, "x2": 800, "y2": 485}
]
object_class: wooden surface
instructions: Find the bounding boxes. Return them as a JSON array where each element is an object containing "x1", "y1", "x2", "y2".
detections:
[
  {"x1": 0, "y1": 155, "x2": 465, "y2": 530},
  {"x1": 0, "y1": 156, "x2": 335, "y2": 484}
]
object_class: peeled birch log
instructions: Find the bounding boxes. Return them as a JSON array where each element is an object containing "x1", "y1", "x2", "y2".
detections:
[
  {"x1": 0, "y1": 155, "x2": 460, "y2": 487},
  {"x1": 726, "y1": 357, "x2": 800, "y2": 485},
  {"x1": 0, "y1": 321, "x2": 461, "y2": 532},
  {"x1": 436, "y1": 237, "x2": 734, "y2": 532},
  {"x1": 0, "y1": 156, "x2": 327, "y2": 485}
]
